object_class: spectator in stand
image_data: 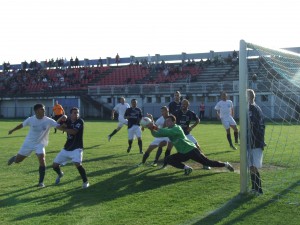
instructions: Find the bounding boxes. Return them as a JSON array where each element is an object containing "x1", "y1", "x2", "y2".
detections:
[
  {"x1": 75, "y1": 57, "x2": 79, "y2": 68},
  {"x1": 70, "y1": 57, "x2": 74, "y2": 68},
  {"x1": 115, "y1": 53, "x2": 120, "y2": 66},
  {"x1": 97, "y1": 57, "x2": 103, "y2": 67},
  {"x1": 232, "y1": 50, "x2": 238, "y2": 66}
]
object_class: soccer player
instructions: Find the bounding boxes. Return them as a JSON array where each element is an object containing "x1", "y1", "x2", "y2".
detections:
[
  {"x1": 146, "y1": 115, "x2": 234, "y2": 175},
  {"x1": 214, "y1": 91, "x2": 239, "y2": 150},
  {"x1": 7, "y1": 103, "x2": 61, "y2": 188},
  {"x1": 247, "y1": 89, "x2": 265, "y2": 195},
  {"x1": 174, "y1": 99, "x2": 211, "y2": 170},
  {"x1": 124, "y1": 99, "x2": 143, "y2": 154},
  {"x1": 108, "y1": 97, "x2": 130, "y2": 142},
  {"x1": 138, "y1": 106, "x2": 171, "y2": 167},
  {"x1": 168, "y1": 90, "x2": 182, "y2": 115},
  {"x1": 52, "y1": 100, "x2": 65, "y2": 133},
  {"x1": 52, "y1": 107, "x2": 89, "y2": 189}
]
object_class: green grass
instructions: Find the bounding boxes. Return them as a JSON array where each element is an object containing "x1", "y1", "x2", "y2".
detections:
[{"x1": 0, "y1": 120, "x2": 299, "y2": 225}]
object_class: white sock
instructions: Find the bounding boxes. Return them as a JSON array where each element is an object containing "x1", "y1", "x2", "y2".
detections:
[{"x1": 184, "y1": 165, "x2": 191, "y2": 170}]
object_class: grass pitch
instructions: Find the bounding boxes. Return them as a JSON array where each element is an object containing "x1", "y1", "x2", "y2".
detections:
[{"x1": 0, "y1": 120, "x2": 299, "y2": 225}]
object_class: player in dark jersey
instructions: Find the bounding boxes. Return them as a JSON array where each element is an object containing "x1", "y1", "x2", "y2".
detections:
[
  {"x1": 168, "y1": 91, "x2": 182, "y2": 115},
  {"x1": 52, "y1": 107, "x2": 89, "y2": 189},
  {"x1": 124, "y1": 99, "x2": 143, "y2": 154},
  {"x1": 248, "y1": 89, "x2": 265, "y2": 195},
  {"x1": 173, "y1": 99, "x2": 210, "y2": 170}
]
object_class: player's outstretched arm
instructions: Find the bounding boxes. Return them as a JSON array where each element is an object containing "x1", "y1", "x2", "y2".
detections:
[{"x1": 8, "y1": 123, "x2": 23, "y2": 135}]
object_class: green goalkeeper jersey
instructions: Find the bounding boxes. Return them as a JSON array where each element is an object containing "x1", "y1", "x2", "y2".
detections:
[{"x1": 151, "y1": 124, "x2": 196, "y2": 154}]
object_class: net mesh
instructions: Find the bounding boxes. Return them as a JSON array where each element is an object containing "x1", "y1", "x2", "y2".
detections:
[{"x1": 246, "y1": 43, "x2": 300, "y2": 204}]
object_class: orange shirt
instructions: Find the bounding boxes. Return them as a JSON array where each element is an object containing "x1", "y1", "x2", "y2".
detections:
[{"x1": 53, "y1": 104, "x2": 64, "y2": 116}]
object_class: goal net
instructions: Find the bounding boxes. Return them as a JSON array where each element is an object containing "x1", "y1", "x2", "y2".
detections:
[{"x1": 239, "y1": 40, "x2": 300, "y2": 204}]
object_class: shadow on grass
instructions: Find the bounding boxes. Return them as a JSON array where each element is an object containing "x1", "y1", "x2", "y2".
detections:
[
  {"x1": 189, "y1": 180, "x2": 300, "y2": 225},
  {"x1": 0, "y1": 135, "x2": 26, "y2": 139},
  {"x1": 11, "y1": 163, "x2": 222, "y2": 222}
]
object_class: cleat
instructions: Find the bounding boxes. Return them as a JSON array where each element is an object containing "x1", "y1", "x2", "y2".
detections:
[
  {"x1": 225, "y1": 162, "x2": 234, "y2": 172},
  {"x1": 107, "y1": 135, "x2": 111, "y2": 142},
  {"x1": 151, "y1": 162, "x2": 158, "y2": 167},
  {"x1": 140, "y1": 151, "x2": 144, "y2": 154},
  {"x1": 136, "y1": 162, "x2": 144, "y2": 167},
  {"x1": 127, "y1": 147, "x2": 131, "y2": 153},
  {"x1": 82, "y1": 182, "x2": 90, "y2": 189},
  {"x1": 203, "y1": 165, "x2": 211, "y2": 170},
  {"x1": 38, "y1": 182, "x2": 45, "y2": 188},
  {"x1": 160, "y1": 164, "x2": 168, "y2": 169},
  {"x1": 230, "y1": 145, "x2": 237, "y2": 150},
  {"x1": 55, "y1": 172, "x2": 64, "y2": 184},
  {"x1": 8, "y1": 155, "x2": 16, "y2": 165},
  {"x1": 184, "y1": 167, "x2": 193, "y2": 175}
]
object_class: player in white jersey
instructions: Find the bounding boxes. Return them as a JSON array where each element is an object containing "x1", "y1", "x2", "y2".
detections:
[
  {"x1": 7, "y1": 103, "x2": 61, "y2": 187},
  {"x1": 108, "y1": 97, "x2": 130, "y2": 141},
  {"x1": 214, "y1": 92, "x2": 239, "y2": 150},
  {"x1": 138, "y1": 106, "x2": 170, "y2": 167}
]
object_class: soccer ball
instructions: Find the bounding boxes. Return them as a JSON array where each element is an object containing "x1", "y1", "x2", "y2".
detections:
[{"x1": 140, "y1": 117, "x2": 152, "y2": 128}]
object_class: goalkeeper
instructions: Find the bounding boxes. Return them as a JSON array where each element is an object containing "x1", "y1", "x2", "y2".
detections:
[{"x1": 146, "y1": 115, "x2": 234, "y2": 175}]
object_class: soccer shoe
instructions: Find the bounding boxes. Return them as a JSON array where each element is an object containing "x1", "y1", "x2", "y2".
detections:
[
  {"x1": 136, "y1": 162, "x2": 144, "y2": 167},
  {"x1": 203, "y1": 165, "x2": 211, "y2": 170},
  {"x1": 55, "y1": 172, "x2": 64, "y2": 185},
  {"x1": 107, "y1": 135, "x2": 111, "y2": 142},
  {"x1": 127, "y1": 147, "x2": 131, "y2": 153},
  {"x1": 225, "y1": 162, "x2": 234, "y2": 172},
  {"x1": 230, "y1": 145, "x2": 237, "y2": 150},
  {"x1": 159, "y1": 164, "x2": 168, "y2": 169},
  {"x1": 151, "y1": 162, "x2": 158, "y2": 167},
  {"x1": 7, "y1": 155, "x2": 16, "y2": 165},
  {"x1": 38, "y1": 182, "x2": 45, "y2": 188},
  {"x1": 140, "y1": 151, "x2": 144, "y2": 154},
  {"x1": 82, "y1": 181, "x2": 90, "y2": 189},
  {"x1": 249, "y1": 189, "x2": 263, "y2": 196},
  {"x1": 184, "y1": 167, "x2": 193, "y2": 175}
]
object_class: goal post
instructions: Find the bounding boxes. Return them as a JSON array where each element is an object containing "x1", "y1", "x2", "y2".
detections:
[
  {"x1": 239, "y1": 40, "x2": 300, "y2": 203},
  {"x1": 239, "y1": 40, "x2": 248, "y2": 194}
]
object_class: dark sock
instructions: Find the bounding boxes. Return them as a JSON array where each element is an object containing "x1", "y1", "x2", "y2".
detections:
[
  {"x1": 138, "y1": 139, "x2": 143, "y2": 152},
  {"x1": 250, "y1": 173, "x2": 256, "y2": 190},
  {"x1": 227, "y1": 134, "x2": 233, "y2": 146},
  {"x1": 256, "y1": 171, "x2": 263, "y2": 193},
  {"x1": 155, "y1": 147, "x2": 163, "y2": 162},
  {"x1": 142, "y1": 152, "x2": 150, "y2": 163},
  {"x1": 109, "y1": 129, "x2": 118, "y2": 137},
  {"x1": 39, "y1": 166, "x2": 46, "y2": 183},
  {"x1": 234, "y1": 131, "x2": 239, "y2": 143},
  {"x1": 128, "y1": 140, "x2": 133, "y2": 148},
  {"x1": 53, "y1": 166, "x2": 62, "y2": 176},
  {"x1": 77, "y1": 165, "x2": 88, "y2": 183},
  {"x1": 163, "y1": 148, "x2": 171, "y2": 166}
]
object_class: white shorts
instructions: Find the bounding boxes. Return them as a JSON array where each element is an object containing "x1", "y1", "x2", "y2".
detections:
[
  {"x1": 221, "y1": 117, "x2": 237, "y2": 129},
  {"x1": 18, "y1": 143, "x2": 45, "y2": 156},
  {"x1": 248, "y1": 148, "x2": 263, "y2": 168},
  {"x1": 53, "y1": 148, "x2": 83, "y2": 165},
  {"x1": 128, "y1": 125, "x2": 142, "y2": 139},
  {"x1": 118, "y1": 117, "x2": 128, "y2": 128},
  {"x1": 150, "y1": 137, "x2": 169, "y2": 146},
  {"x1": 186, "y1": 134, "x2": 198, "y2": 144}
]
